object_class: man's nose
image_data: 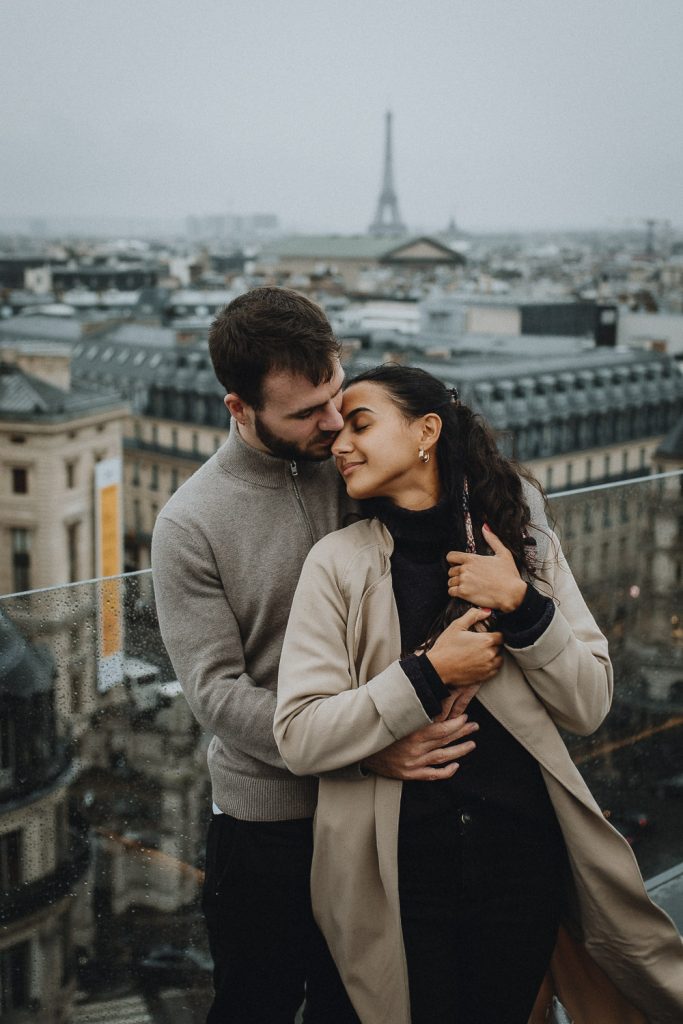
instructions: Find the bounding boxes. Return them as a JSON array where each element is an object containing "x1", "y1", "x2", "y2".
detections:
[{"x1": 319, "y1": 403, "x2": 344, "y2": 432}]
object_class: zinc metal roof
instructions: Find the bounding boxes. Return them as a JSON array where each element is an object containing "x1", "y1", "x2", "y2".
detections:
[
  {"x1": 656, "y1": 415, "x2": 683, "y2": 459},
  {"x1": 0, "y1": 362, "x2": 125, "y2": 421}
]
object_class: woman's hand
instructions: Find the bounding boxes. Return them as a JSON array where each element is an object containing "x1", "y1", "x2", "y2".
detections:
[
  {"x1": 447, "y1": 523, "x2": 527, "y2": 613},
  {"x1": 426, "y1": 607, "x2": 503, "y2": 687}
]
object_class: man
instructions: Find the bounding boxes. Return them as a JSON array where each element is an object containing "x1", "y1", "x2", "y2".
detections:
[{"x1": 151, "y1": 288, "x2": 492, "y2": 1023}]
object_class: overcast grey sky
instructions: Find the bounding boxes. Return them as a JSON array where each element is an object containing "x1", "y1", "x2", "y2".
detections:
[{"x1": 1, "y1": 0, "x2": 681, "y2": 233}]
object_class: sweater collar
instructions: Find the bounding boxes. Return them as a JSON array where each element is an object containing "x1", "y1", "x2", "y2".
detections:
[
  {"x1": 215, "y1": 421, "x2": 334, "y2": 488},
  {"x1": 361, "y1": 495, "x2": 458, "y2": 547}
]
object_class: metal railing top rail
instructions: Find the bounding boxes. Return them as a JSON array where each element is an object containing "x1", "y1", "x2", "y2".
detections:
[
  {"x1": 0, "y1": 567, "x2": 152, "y2": 602},
  {"x1": 549, "y1": 467, "x2": 683, "y2": 499}
]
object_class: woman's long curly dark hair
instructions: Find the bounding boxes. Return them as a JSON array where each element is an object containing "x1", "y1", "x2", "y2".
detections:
[{"x1": 346, "y1": 363, "x2": 545, "y2": 643}]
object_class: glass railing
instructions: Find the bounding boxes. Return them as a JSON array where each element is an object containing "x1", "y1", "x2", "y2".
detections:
[
  {"x1": 547, "y1": 470, "x2": 683, "y2": 934},
  {"x1": 1, "y1": 471, "x2": 681, "y2": 1021}
]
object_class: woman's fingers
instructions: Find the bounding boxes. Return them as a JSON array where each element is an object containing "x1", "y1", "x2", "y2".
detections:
[
  {"x1": 449, "y1": 606, "x2": 492, "y2": 630},
  {"x1": 446, "y1": 539, "x2": 523, "y2": 612},
  {"x1": 481, "y1": 522, "x2": 505, "y2": 551},
  {"x1": 427, "y1": 624, "x2": 503, "y2": 686},
  {"x1": 447, "y1": 564, "x2": 479, "y2": 593},
  {"x1": 446, "y1": 550, "x2": 472, "y2": 567}
]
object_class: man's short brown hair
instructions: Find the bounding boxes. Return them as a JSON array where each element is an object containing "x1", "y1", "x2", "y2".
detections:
[{"x1": 208, "y1": 287, "x2": 341, "y2": 409}]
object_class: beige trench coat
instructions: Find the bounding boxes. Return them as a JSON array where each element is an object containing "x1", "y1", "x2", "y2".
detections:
[{"x1": 275, "y1": 519, "x2": 683, "y2": 1024}]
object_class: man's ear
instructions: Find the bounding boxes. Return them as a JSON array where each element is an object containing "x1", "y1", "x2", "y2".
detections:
[{"x1": 225, "y1": 392, "x2": 249, "y2": 423}]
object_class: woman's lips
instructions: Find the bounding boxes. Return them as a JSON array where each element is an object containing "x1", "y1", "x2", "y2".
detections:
[{"x1": 340, "y1": 461, "x2": 365, "y2": 477}]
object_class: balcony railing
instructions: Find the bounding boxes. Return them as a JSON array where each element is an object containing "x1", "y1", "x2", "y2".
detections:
[
  {"x1": 0, "y1": 470, "x2": 681, "y2": 1022},
  {"x1": 0, "y1": 830, "x2": 90, "y2": 926},
  {"x1": 0, "y1": 736, "x2": 74, "y2": 813}
]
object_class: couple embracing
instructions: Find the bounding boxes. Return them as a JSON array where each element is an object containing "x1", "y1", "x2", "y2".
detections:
[{"x1": 152, "y1": 287, "x2": 683, "y2": 1024}]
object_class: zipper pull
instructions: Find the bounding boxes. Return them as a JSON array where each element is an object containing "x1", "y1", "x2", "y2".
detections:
[{"x1": 290, "y1": 460, "x2": 298, "y2": 477}]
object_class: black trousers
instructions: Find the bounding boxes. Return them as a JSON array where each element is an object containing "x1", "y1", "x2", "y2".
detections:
[
  {"x1": 201, "y1": 813, "x2": 359, "y2": 1024},
  {"x1": 398, "y1": 803, "x2": 567, "y2": 1024}
]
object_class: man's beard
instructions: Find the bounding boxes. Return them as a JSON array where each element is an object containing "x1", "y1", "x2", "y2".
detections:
[{"x1": 253, "y1": 413, "x2": 335, "y2": 463}]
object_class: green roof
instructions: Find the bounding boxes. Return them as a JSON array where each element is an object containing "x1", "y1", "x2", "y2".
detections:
[{"x1": 262, "y1": 234, "x2": 419, "y2": 261}]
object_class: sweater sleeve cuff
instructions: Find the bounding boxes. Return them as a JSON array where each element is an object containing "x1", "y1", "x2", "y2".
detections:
[
  {"x1": 400, "y1": 653, "x2": 450, "y2": 718},
  {"x1": 497, "y1": 584, "x2": 555, "y2": 648}
]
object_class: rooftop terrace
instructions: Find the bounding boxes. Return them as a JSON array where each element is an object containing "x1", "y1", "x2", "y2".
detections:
[{"x1": 1, "y1": 473, "x2": 681, "y2": 1021}]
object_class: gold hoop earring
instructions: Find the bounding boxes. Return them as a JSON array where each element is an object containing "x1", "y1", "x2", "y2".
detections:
[{"x1": 418, "y1": 447, "x2": 430, "y2": 464}]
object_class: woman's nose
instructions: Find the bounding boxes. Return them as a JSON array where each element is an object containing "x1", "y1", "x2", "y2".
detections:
[{"x1": 331, "y1": 430, "x2": 352, "y2": 456}]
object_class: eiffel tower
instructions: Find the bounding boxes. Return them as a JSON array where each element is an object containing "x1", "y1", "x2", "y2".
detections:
[{"x1": 368, "y1": 110, "x2": 406, "y2": 238}]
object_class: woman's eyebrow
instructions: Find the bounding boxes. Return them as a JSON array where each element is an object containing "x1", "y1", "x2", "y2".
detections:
[{"x1": 345, "y1": 406, "x2": 373, "y2": 419}]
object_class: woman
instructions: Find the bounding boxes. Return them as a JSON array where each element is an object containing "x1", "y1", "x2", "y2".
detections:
[{"x1": 274, "y1": 364, "x2": 683, "y2": 1024}]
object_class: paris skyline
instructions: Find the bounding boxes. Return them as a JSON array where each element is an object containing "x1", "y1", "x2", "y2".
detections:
[{"x1": 1, "y1": 0, "x2": 681, "y2": 235}]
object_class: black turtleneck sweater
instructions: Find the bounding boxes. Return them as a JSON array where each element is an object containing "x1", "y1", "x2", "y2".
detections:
[{"x1": 370, "y1": 497, "x2": 559, "y2": 827}]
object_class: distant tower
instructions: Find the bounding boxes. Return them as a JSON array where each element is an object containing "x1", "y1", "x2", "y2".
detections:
[
  {"x1": 444, "y1": 214, "x2": 459, "y2": 240},
  {"x1": 368, "y1": 111, "x2": 406, "y2": 237}
]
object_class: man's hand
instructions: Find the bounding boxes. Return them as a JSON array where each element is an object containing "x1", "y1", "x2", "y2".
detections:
[
  {"x1": 447, "y1": 523, "x2": 527, "y2": 613},
  {"x1": 426, "y1": 606, "x2": 503, "y2": 687},
  {"x1": 363, "y1": 712, "x2": 478, "y2": 781}
]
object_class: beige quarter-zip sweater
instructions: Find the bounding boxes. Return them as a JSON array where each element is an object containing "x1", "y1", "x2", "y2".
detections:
[{"x1": 151, "y1": 422, "x2": 354, "y2": 820}]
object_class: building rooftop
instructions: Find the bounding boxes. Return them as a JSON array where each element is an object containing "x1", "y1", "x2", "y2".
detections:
[
  {"x1": 1, "y1": 311, "x2": 680, "y2": 437},
  {"x1": 0, "y1": 611, "x2": 54, "y2": 696},
  {"x1": 656, "y1": 415, "x2": 683, "y2": 460},
  {"x1": 167, "y1": 289, "x2": 236, "y2": 306},
  {"x1": 262, "y1": 234, "x2": 411, "y2": 260},
  {"x1": 347, "y1": 345, "x2": 683, "y2": 435},
  {"x1": 437, "y1": 343, "x2": 672, "y2": 378},
  {"x1": 71, "y1": 336, "x2": 216, "y2": 387},
  {"x1": 261, "y1": 234, "x2": 463, "y2": 263},
  {"x1": 422, "y1": 292, "x2": 606, "y2": 309},
  {"x1": 105, "y1": 323, "x2": 177, "y2": 348},
  {"x1": 0, "y1": 316, "x2": 84, "y2": 342},
  {"x1": 0, "y1": 361, "x2": 124, "y2": 422},
  {"x1": 353, "y1": 340, "x2": 678, "y2": 384}
]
